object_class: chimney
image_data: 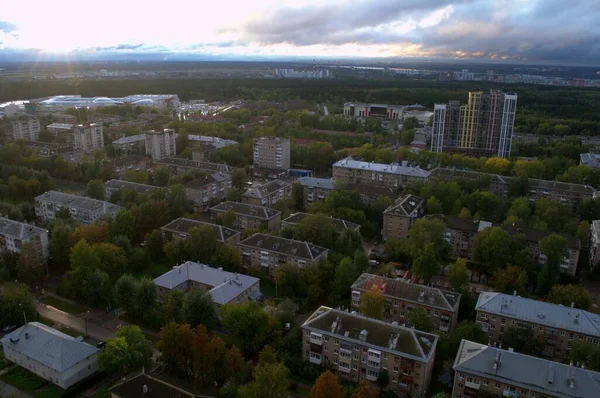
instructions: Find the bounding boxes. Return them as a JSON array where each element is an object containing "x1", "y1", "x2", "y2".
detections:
[
  {"x1": 513, "y1": 290, "x2": 517, "y2": 296},
  {"x1": 571, "y1": 302, "x2": 575, "y2": 308},
  {"x1": 142, "y1": 385, "x2": 149, "y2": 394}
]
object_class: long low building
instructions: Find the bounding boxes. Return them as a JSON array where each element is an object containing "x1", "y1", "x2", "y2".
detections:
[
  {"x1": 104, "y1": 179, "x2": 164, "y2": 199},
  {"x1": 343, "y1": 102, "x2": 404, "y2": 120},
  {"x1": 155, "y1": 157, "x2": 231, "y2": 175},
  {"x1": 210, "y1": 201, "x2": 281, "y2": 232},
  {"x1": 295, "y1": 177, "x2": 336, "y2": 208},
  {"x1": 35, "y1": 191, "x2": 122, "y2": 224},
  {"x1": 238, "y1": 233, "x2": 328, "y2": 275},
  {"x1": 453, "y1": 339, "x2": 600, "y2": 398},
  {"x1": 160, "y1": 217, "x2": 241, "y2": 244},
  {"x1": 1, "y1": 322, "x2": 99, "y2": 390},
  {"x1": 38, "y1": 94, "x2": 179, "y2": 110},
  {"x1": 282, "y1": 212, "x2": 360, "y2": 233},
  {"x1": 0, "y1": 216, "x2": 49, "y2": 259},
  {"x1": 242, "y1": 179, "x2": 292, "y2": 207},
  {"x1": 476, "y1": 292, "x2": 600, "y2": 363},
  {"x1": 111, "y1": 134, "x2": 146, "y2": 153},
  {"x1": 153, "y1": 261, "x2": 261, "y2": 305},
  {"x1": 333, "y1": 157, "x2": 429, "y2": 190},
  {"x1": 302, "y1": 306, "x2": 438, "y2": 397}
]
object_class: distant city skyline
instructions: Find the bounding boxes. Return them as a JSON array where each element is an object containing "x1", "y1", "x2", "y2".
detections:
[{"x1": 0, "y1": 0, "x2": 599, "y2": 64}]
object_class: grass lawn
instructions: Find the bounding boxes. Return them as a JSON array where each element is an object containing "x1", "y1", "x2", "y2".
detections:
[
  {"x1": 260, "y1": 280, "x2": 277, "y2": 298},
  {"x1": 0, "y1": 351, "x2": 10, "y2": 371},
  {"x1": 134, "y1": 261, "x2": 171, "y2": 279},
  {"x1": 40, "y1": 296, "x2": 87, "y2": 315},
  {"x1": 35, "y1": 384, "x2": 63, "y2": 398},
  {"x1": 0, "y1": 367, "x2": 48, "y2": 392}
]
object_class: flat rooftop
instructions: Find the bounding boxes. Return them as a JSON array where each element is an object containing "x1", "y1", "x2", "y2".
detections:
[
  {"x1": 334, "y1": 157, "x2": 429, "y2": 178},
  {"x1": 303, "y1": 306, "x2": 438, "y2": 361},
  {"x1": 211, "y1": 201, "x2": 280, "y2": 220},
  {"x1": 105, "y1": 179, "x2": 163, "y2": 194},
  {"x1": 243, "y1": 179, "x2": 290, "y2": 199},
  {"x1": 35, "y1": 191, "x2": 122, "y2": 214},
  {"x1": 155, "y1": 157, "x2": 230, "y2": 173},
  {"x1": 112, "y1": 134, "x2": 146, "y2": 145},
  {"x1": 160, "y1": 217, "x2": 240, "y2": 242},
  {"x1": 282, "y1": 212, "x2": 360, "y2": 233},
  {"x1": 239, "y1": 233, "x2": 327, "y2": 261},
  {"x1": 0, "y1": 216, "x2": 47, "y2": 240}
]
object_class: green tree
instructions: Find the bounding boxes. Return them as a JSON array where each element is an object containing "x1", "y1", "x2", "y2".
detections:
[
  {"x1": 376, "y1": 369, "x2": 390, "y2": 393},
  {"x1": 94, "y1": 242, "x2": 128, "y2": 279},
  {"x1": 238, "y1": 361, "x2": 289, "y2": 398},
  {"x1": 538, "y1": 234, "x2": 568, "y2": 294},
  {"x1": 85, "y1": 269, "x2": 112, "y2": 308},
  {"x1": 502, "y1": 327, "x2": 544, "y2": 356},
  {"x1": 408, "y1": 307, "x2": 434, "y2": 332},
  {"x1": 406, "y1": 218, "x2": 447, "y2": 260},
  {"x1": 0, "y1": 282, "x2": 35, "y2": 327},
  {"x1": 109, "y1": 209, "x2": 136, "y2": 242},
  {"x1": 412, "y1": 243, "x2": 441, "y2": 284},
  {"x1": 66, "y1": 239, "x2": 101, "y2": 298},
  {"x1": 213, "y1": 244, "x2": 242, "y2": 272},
  {"x1": 216, "y1": 210, "x2": 237, "y2": 229},
  {"x1": 49, "y1": 222, "x2": 74, "y2": 270},
  {"x1": 351, "y1": 380, "x2": 379, "y2": 398},
  {"x1": 167, "y1": 184, "x2": 189, "y2": 219},
  {"x1": 231, "y1": 168, "x2": 247, "y2": 190},
  {"x1": 181, "y1": 290, "x2": 218, "y2": 329},
  {"x1": 447, "y1": 258, "x2": 470, "y2": 292},
  {"x1": 152, "y1": 167, "x2": 170, "y2": 187},
  {"x1": 426, "y1": 196, "x2": 442, "y2": 214},
  {"x1": 221, "y1": 301, "x2": 274, "y2": 357},
  {"x1": 135, "y1": 278, "x2": 157, "y2": 321},
  {"x1": 161, "y1": 290, "x2": 184, "y2": 324},
  {"x1": 114, "y1": 274, "x2": 138, "y2": 315},
  {"x1": 186, "y1": 226, "x2": 219, "y2": 263},
  {"x1": 359, "y1": 287, "x2": 385, "y2": 320},
  {"x1": 576, "y1": 220, "x2": 590, "y2": 246},
  {"x1": 17, "y1": 242, "x2": 43, "y2": 285},
  {"x1": 547, "y1": 284, "x2": 592, "y2": 310},
  {"x1": 472, "y1": 227, "x2": 519, "y2": 277},
  {"x1": 164, "y1": 239, "x2": 188, "y2": 266},
  {"x1": 493, "y1": 265, "x2": 528, "y2": 295},
  {"x1": 98, "y1": 325, "x2": 153, "y2": 375},
  {"x1": 292, "y1": 182, "x2": 305, "y2": 212},
  {"x1": 293, "y1": 213, "x2": 338, "y2": 249},
  {"x1": 569, "y1": 341, "x2": 600, "y2": 372},
  {"x1": 144, "y1": 230, "x2": 164, "y2": 261},
  {"x1": 332, "y1": 257, "x2": 353, "y2": 304},
  {"x1": 86, "y1": 179, "x2": 105, "y2": 200}
]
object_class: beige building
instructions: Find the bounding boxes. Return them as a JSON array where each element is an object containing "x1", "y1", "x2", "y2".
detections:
[
  {"x1": 351, "y1": 273, "x2": 461, "y2": 333},
  {"x1": 430, "y1": 214, "x2": 581, "y2": 276},
  {"x1": 476, "y1": 292, "x2": 600, "y2": 363},
  {"x1": 282, "y1": 212, "x2": 360, "y2": 234},
  {"x1": 295, "y1": 177, "x2": 336, "y2": 208},
  {"x1": 238, "y1": 233, "x2": 328, "y2": 275},
  {"x1": 145, "y1": 129, "x2": 176, "y2": 160},
  {"x1": 332, "y1": 157, "x2": 429, "y2": 190},
  {"x1": 154, "y1": 157, "x2": 230, "y2": 176},
  {"x1": 11, "y1": 117, "x2": 41, "y2": 141},
  {"x1": 242, "y1": 179, "x2": 292, "y2": 207},
  {"x1": 184, "y1": 172, "x2": 232, "y2": 208},
  {"x1": 72, "y1": 123, "x2": 104, "y2": 153},
  {"x1": 302, "y1": 306, "x2": 438, "y2": 397},
  {"x1": 35, "y1": 191, "x2": 122, "y2": 224},
  {"x1": 160, "y1": 217, "x2": 241, "y2": 245},
  {"x1": 210, "y1": 201, "x2": 281, "y2": 232},
  {"x1": 153, "y1": 261, "x2": 261, "y2": 306},
  {"x1": 382, "y1": 194, "x2": 425, "y2": 241},
  {"x1": 0, "y1": 216, "x2": 49, "y2": 259},
  {"x1": 253, "y1": 136, "x2": 290, "y2": 170},
  {"x1": 452, "y1": 339, "x2": 600, "y2": 398}
]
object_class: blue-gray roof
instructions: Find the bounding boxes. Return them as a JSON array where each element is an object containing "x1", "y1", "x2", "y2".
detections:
[
  {"x1": 580, "y1": 153, "x2": 600, "y2": 169},
  {"x1": 296, "y1": 177, "x2": 336, "y2": 190},
  {"x1": 333, "y1": 157, "x2": 430, "y2": 178},
  {"x1": 0, "y1": 322, "x2": 98, "y2": 372},
  {"x1": 476, "y1": 292, "x2": 600, "y2": 336},
  {"x1": 112, "y1": 134, "x2": 146, "y2": 145},
  {"x1": 454, "y1": 340, "x2": 600, "y2": 398},
  {"x1": 153, "y1": 261, "x2": 259, "y2": 305}
]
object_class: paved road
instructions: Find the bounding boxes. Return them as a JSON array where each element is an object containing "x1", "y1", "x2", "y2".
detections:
[
  {"x1": 35, "y1": 302, "x2": 115, "y2": 342},
  {"x1": 0, "y1": 379, "x2": 32, "y2": 398}
]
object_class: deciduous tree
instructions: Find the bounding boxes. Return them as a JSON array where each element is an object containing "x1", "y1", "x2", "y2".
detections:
[
  {"x1": 447, "y1": 258, "x2": 470, "y2": 292},
  {"x1": 408, "y1": 307, "x2": 434, "y2": 333},
  {"x1": 310, "y1": 370, "x2": 343, "y2": 398},
  {"x1": 98, "y1": 325, "x2": 153, "y2": 375},
  {"x1": 86, "y1": 179, "x2": 105, "y2": 200},
  {"x1": 181, "y1": 290, "x2": 218, "y2": 329},
  {"x1": 359, "y1": 287, "x2": 385, "y2": 320},
  {"x1": 493, "y1": 265, "x2": 528, "y2": 295},
  {"x1": 213, "y1": 244, "x2": 242, "y2": 272},
  {"x1": 221, "y1": 301, "x2": 274, "y2": 357},
  {"x1": 548, "y1": 284, "x2": 592, "y2": 310},
  {"x1": 216, "y1": 210, "x2": 237, "y2": 228}
]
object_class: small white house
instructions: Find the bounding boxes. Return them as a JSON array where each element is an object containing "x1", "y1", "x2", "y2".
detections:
[{"x1": 0, "y1": 322, "x2": 99, "y2": 390}]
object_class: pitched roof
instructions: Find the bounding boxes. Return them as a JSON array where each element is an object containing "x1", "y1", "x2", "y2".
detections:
[
  {"x1": 210, "y1": 201, "x2": 280, "y2": 220},
  {"x1": 296, "y1": 177, "x2": 336, "y2": 190},
  {"x1": 282, "y1": 212, "x2": 360, "y2": 233},
  {"x1": 160, "y1": 217, "x2": 240, "y2": 242},
  {"x1": 242, "y1": 180, "x2": 291, "y2": 199},
  {"x1": 352, "y1": 273, "x2": 460, "y2": 311},
  {"x1": 105, "y1": 179, "x2": 162, "y2": 194},
  {"x1": 239, "y1": 233, "x2": 328, "y2": 261},
  {"x1": 184, "y1": 171, "x2": 231, "y2": 189},
  {"x1": 109, "y1": 370, "x2": 195, "y2": 398},
  {"x1": 35, "y1": 191, "x2": 122, "y2": 214},
  {"x1": 333, "y1": 156, "x2": 430, "y2": 178},
  {"x1": 112, "y1": 134, "x2": 146, "y2": 145},
  {"x1": 0, "y1": 216, "x2": 47, "y2": 240},
  {"x1": 303, "y1": 306, "x2": 438, "y2": 362},
  {"x1": 0, "y1": 322, "x2": 98, "y2": 372},
  {"x1": 155, "y1": 157, "x2": 231, "y2": 173},
  {"x1": 384, "y1": 194, "x2": 425, "y2": 217},
  {"x1": 153, "y1": 261, "x2": 259, "y2": 305},
  {"x1": 476, "y1": 292, "x2": 600, "y2": 336},
  {"x1": 453, "y1": 340, "x2": 600, "y2": 398}
]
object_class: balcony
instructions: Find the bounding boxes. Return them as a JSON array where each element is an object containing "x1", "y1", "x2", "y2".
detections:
[
  {"x1": 310, "y1": 333, "x2": 323, "y2": 345},
  {"x1": 464, "y1": 380, "x2": 480, "y2": 390},
  {"x1": 338, "y1": 363, "x2": 351, "y2": 373},
  {"x1": 439, "y1": 324, "x2": 449, "y2": 332},
  {"x1": 503, "y1": 389, "x2": 517, "y2": 398},
  {"x1": 309, "y1": 355, "x2": 322, "y2": 365},
  {"x1": 366, "y1": 372, "x2": 379, "y2": 382},
  {"x1": 479, "y1": 322, "x2": 489, "y2": 332}
]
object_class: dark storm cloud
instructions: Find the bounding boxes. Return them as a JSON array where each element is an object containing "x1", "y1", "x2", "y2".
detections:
[{"x1": 243, "y1": 0, "x2": 600, "y2": 62}]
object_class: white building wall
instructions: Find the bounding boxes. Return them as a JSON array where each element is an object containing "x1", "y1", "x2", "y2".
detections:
[
  {"x1": 430, "y1": 104, "x2": 447, "y2": 153},
  {"x1": 11, "y1": 118, "x2": 41, "y2": 141},
  {"x1": 145, "y1": 129, "x2": 176, "y2": 160},
  {"x1": 72, "y1": 124, "x2": 104, "y2": 152},
  {"x1": 498, "y1": 94, "x2": 518, "y2": 159}
]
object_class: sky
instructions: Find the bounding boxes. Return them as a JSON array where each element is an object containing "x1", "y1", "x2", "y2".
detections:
[{"x1": 0, "y1": 0, "x2": 599, "y2": 63}]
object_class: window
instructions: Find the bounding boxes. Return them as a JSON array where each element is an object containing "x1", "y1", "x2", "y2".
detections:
[
  {"x1": 501, "y1": 318, "x2": 506, "y2": 325},
  {"x1": 569, "y1": 333, "x2": 574, "y2": 341},
  {"x1": 353, "y1": 364, "x2": 358, "y2": 370},
  {"x1": 324, "y1": 346, "x2": 328, "y2": 352},
  {"x1": 334, "y1": 349, "x2": 338, "y2": 354},
  {"x1": 492, "y1": 316, "x2": 496, "y2": 321},
  {"x1": 394, "y1": 366, "x2": 399, "y2": 373},
  {"x1": 334, "y1": 339, "x2": 339, "y2": 345},
  {"x1": 560, "y1": 331, "x2": 565, "y2": 336},
  {"x1": 434, "y1": 311, "x2": 439, "y2": 317},
  {"x1": 324, "y1": 336, "x2": 329, "y2": 342},
  {"x1": 333, "y1": 359, "x2": 338, "y2": 365},
  {"x1": 483, "y1": 380, "x2": 488, "y2": 386},
  {"x1": 495, "y1": 383, "x2": 501, "y2": 389},
  {"x1": 521, "y1": 389, "x2": 527, "y2": 394},
  {"x1": 416, "y1": 363, "x2": 421, "y2": 369}
]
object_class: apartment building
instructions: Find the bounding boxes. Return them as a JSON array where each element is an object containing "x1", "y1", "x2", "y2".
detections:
[
  {"x1": 242, "y1": 179, "x2": 292, "y2": 207},
  {"x1": 111, "y1": 133, "x2": 146, "y2": 153},
  {"x1": 153, "y1": 261, "x2": 261, "y2": 306},
  {"x1": 344, "y1": 183, "x2": 400, "y2": 204},
  {"x1": 253, "y1": 137, "x2": 290, "y2": 170},
  {"x1": 11, "y1": 117, "x2": 41, "y2": 141},
  {"x1": 343, "y1": 102, "x2": 404, "y2": 120},
  {"x1": 46, "y1": 122, "x2": 74, "y2": 136},
  {"x1": 351, "y1": 274, "x2": 460, "y2": 333},
  {"x1": 452, "y1": 339, "x2": 600, "y2": 398},
  {"x1": 475, "y1": 292, "x2": 600, "y2": 362},
  {"x1": 0, "y1": 217, "x2": 49, "y2": 259},
  {"x1": 431, "y1": 90, "x2": 518, "y2": 158},
  {"x1": 35, "y1": 191, "x2": 122, "y2": 224},
  {"x1": 295, "y1": 177, "x2": 336, "y2": 208},
  {"x1": 104, "y1": 179, "x2": 164, "y2": 200},
  {"x1": 160, "y1": 217, "x2": 241, "y2": 245},
  {"x1": 210, "y1": 201, "x2": 281, "y2": 232},
  {"x1": 301, "y1": 306, "x2": 438, "y2": 397},
  {"x1": 184, "y1": 172, "x2": 232, "y2": 207},
  {"x1": 72, "y1": 124, "x2": 104, "y2": 152},
  {"x1": 145, "y1": 129, "x2": 176, "y2": 160},
  {"x1": 188, "y1": 135, "x2": 238, "y2": 161},
  {"x1": 154, "y1": 157, "x2": 230, "y2": 176},
  {"x1": 589, "y1": 220, "x2": 600, "y2": 270},
  {"x1": 333, "y1": 157, "x2": 429, "y2": 190},
  {"x1": 430, "y1": 168, "x2": 596, "y2": 208},
  {"x1": 282, "y1": 212, "x2": 360, "y2": 234},
  {"x1": 382, "y1": 194, "x2": 425, "y2": 241},
  {"x1": 238, "y1": 233, "x2": 328, "y2": 275},
  {"x1": 430, "y1": 214, "x2": 581, "y2": 276}
]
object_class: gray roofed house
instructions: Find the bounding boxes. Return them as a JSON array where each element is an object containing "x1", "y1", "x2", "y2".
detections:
[
  {"x1": 0, "y1": 216, "x2": 49, "y2": 258},
  {"x1": 580, "y1": 153, "x2": 600, "y2": 169},
  {"x1": 242, "y1": 179, "x2": 292, "y2": 207},
  {"x1": 239, "y1": 233, "x2": 328, "y2": 261},
  {"x1": 112, "y1": 133, "x2": 146, "y2": 145},
  {"x1": 109, "y1": 369, "x2": 195, "y2": 398},
  {"x1": 160, "y1": 217, "x2": 241, "y2": 244},
  {"x1": 153, "y1": 261, "x2": 261, "y2": 305},
  {"x1": 452, "y1": 339, "x2": 600, "y2": 398},
  {"x1": 384, "y1": 194, "x2": 425, "y2": 217},
  {"x1": 210, "y1": 201, "x2": 281, "y2": 233},
  {"x1": 155, "y1": 157, "x2": 231, "y2": 174},
  {"x1": 188, "y1": 134, "x2": 237, "y2": 149},
  {"x1": 0, "y1": 322, "x2": 99, "y2": 390},
  {"x1": 296, "y1": 177, "x2": 337, "y2": 190},
  {"x1": 35, "y1": 191, "x2": 122, "y2": 224},
  {"x1": 476, "y1": 292, "x2": 600, "y2": 336},
  {"x1": 105, "y1": 179, "x2": 164, "y2": 199},
  {"x1": 282, "y1": 212, "x2": 360, "y2": 234},
  {"x1": 333, "y1": 156, "x2": 430, "y2": 178}
]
